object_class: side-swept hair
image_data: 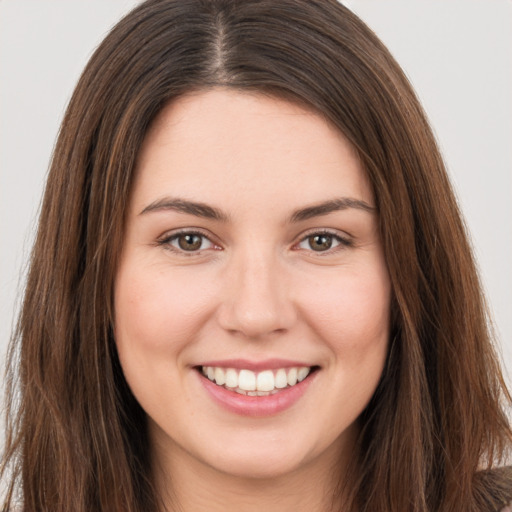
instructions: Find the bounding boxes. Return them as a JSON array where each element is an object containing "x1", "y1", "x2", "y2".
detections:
[{"x1": 2, "y1": 1, "x2": 511, "y2": 511}]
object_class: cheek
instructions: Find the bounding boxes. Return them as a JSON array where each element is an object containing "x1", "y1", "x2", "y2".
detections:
[
  {"x1": 113, "y1": 260, "x2": 222, "y2": 420},
  {"x1": 114, "y1": 260, "x2": 218, "y2": 355},
  {"x1": 298, "y1": 262, "x2": 391, "y2": 358},
  {"x1": 291, "y1": 262, "x2": 391, "y2": 444}
]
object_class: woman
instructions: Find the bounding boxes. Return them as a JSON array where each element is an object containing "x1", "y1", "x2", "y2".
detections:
[{"x1": 1, "y1": 0, "x2": 511, "y2": 511}]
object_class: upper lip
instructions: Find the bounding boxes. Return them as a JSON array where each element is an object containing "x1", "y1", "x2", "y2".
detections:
[{"x1": 196, "y1": 358, "x2": 316, "y2": 372}]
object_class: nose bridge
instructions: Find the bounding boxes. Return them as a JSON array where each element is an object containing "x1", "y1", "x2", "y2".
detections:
[{"x1": 218, "y1": 243, "x2": 295, "y2": 338}]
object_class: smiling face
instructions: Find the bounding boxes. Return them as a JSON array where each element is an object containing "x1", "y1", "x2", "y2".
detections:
[{"x1": 114, "y1": 89, "x2": 391, "y2": 487}]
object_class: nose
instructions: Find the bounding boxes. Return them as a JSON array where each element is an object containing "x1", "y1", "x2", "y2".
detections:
[{"x1": 217, "y1": 250, "x2": 297, "y2": 339}]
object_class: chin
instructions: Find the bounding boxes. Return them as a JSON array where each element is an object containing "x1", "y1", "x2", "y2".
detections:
[
  {"x1": 207, "y1": 447, "x2": 309, "y2": 481},
  {"x1": 194, "y1": 424, "x2": 346, "y2": 482}
]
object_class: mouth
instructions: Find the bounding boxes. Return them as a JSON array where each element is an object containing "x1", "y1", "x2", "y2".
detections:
[{"x1": 196, "y1": 365, "x2": 319, "y2": 396}]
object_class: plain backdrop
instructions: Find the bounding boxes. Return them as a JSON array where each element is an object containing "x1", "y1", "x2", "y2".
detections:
[{"x1": 1, "y1": 0, "x2": 511, "y2": 424}]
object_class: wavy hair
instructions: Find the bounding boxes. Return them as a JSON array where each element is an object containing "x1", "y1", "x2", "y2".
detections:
[{"x1": 2, "y1": 1, "x2": 511, "y2": 511}]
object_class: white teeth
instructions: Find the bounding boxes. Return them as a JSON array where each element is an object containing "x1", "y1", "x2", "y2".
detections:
[
  {"x1": 297, "y1": 367, "x2": 310, "y2": 382},
  {"x1": 275, "y1": 368, "x2": 288, "y2": 389},
  {"x1": 225, "y1": 368, "x2": 238, "y2": 388},
  {"x1": 287, "y1": 367, "x2": 298, "y2": 386},
  {"x1": 238, "y1": 369, "x2": 256, "y2": 391},
  {"x1": 201, "y1": 365, "x2": 313, "y2": 394},
  {"x1": 214, "y1": 367, "x2": 225, "y2": 386},
  {"x1": 256, "y1": 370, "x2": 274, "y2": 391}
]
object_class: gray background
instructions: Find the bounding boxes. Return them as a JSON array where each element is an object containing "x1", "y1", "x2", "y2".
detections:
[{"x1": 1, "y1": 0, "x2": 511, "y2": 420}]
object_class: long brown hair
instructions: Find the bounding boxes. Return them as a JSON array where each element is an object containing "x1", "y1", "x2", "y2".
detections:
[{"x1": 2, "y1": 1, "x2": 511, "y2": 511}]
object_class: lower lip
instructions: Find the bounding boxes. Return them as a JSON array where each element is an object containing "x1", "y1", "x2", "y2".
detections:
[{"x1": 197, "y1": 370, "x2": 317, "y2": 417}]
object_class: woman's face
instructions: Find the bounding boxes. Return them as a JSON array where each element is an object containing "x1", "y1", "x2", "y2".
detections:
[{"x1": 115, "y1": 89, "x2": 391, "y2": 481}]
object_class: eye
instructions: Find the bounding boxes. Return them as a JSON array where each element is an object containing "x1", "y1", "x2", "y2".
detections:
[
  {"x1": 296, "y1": 231, "x2": 350, "y2": 252},
  {"x1": 159, "y1": 231, "x2": 217, "y2": 253}
]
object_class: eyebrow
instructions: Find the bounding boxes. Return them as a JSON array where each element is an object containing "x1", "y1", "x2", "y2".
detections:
[
  {"x1": 139, "y1": 197, "x2": 229, "y2": 221},
  {"x1": 289, "y1": 197, "x2": 375, "y2": 222},
  {"x1": 139, "y1": 196, "x2": 375, "y2": 223}
]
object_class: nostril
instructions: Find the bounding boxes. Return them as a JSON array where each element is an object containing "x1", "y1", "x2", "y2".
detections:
[{"x1": 215, "y1": 268, "x2": 297, "y2": 337}]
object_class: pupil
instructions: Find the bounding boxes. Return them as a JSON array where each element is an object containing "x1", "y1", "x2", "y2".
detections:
[
  {"x1": 179, "y1": 234, "x2": 202, "y2": 251},
  {"x1": 310, "y1": 234, "x2": 332, "y2": 251}
]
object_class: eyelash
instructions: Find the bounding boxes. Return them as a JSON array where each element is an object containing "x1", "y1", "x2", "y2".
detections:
[
  {"x1": 156, "y1": 229, "x2": 352, "y2": 255},
  {"x1": 157, "y1": 229, "x2": 219, "y2": 254},
  {"x1": 295, "y1": 229, "x2": 352, "y2": 255}
]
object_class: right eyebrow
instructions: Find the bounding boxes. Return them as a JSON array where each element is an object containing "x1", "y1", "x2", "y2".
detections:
[{"x1": 139, "y1": 197, "x2": 230, "y2": 222}]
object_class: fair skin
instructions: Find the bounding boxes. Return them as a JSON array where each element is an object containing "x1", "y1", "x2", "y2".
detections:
[{"x1": 114, "y1": 89, "x2": 391, "y2": 512}]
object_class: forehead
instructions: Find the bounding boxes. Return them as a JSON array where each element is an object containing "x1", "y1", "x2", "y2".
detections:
[{"x1": 131, "y1": 88, "x2": 373, "y2": 215}]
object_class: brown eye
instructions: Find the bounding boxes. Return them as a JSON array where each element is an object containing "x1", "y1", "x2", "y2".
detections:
[
  {"x1": 161, "y1": 232, "x2": 215, "y2": 253},
  {"x1": 177, "y1": 234, "x2": 203, "y2": 251},
  {"x1": 296, "y1": 231, "x2": 350, "y2": 253},
  {"x1": 307, "y1": 234, "x2": 333, "y2": 251}
]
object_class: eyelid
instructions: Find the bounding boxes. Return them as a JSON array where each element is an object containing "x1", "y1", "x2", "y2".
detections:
[
  {"x1": 155, "y1": 227, "x2": 352, "y2": 255},
  {"x1": 157, "y1": 228, "x2": 222, "y2": 253},
  {"x1": 292, "y1": 228, "x2": 352, "y2": 253}
]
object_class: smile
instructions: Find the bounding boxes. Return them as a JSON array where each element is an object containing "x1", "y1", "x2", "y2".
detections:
[{"x1": 200, "y1": 366, "x2": 314, "y2": 396}]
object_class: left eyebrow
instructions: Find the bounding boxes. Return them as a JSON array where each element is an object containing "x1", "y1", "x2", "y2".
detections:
[{"x1": 289, "y1": 197, "x2": 376, "y2": 223}]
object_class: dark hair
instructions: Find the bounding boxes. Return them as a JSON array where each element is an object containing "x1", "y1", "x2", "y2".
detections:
[{"x1": 2, "y1": 0, "x2": 511, "y2": 511}]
